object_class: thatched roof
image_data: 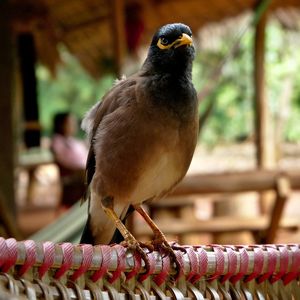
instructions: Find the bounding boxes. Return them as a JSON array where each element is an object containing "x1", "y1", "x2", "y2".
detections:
[{"x1": 10, "y1": 0, "x2": 300, "y2": 77}]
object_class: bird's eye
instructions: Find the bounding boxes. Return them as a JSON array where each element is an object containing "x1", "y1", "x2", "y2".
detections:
[{"x1": 160, "y1": 37, "x2": 169, "y2": 45}]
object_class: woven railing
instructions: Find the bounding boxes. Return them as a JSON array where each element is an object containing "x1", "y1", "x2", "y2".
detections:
[{"x1": 0, "y1": 238, "x2": 299, "y2": 299}]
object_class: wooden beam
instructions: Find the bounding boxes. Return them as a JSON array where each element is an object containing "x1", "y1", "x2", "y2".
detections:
[
  {"x1": 134, "y1": 216, "x2": 298, "y2": 237},
  {"x1": 0, "y1": 0, "x2": 17, "y2": 215},
  {"x1": 172, "y1": 170, "x2": 300, "y2": 195},
  {"x1": 111, "y1": 0, "x2": 126, "y2": 77},
  {"x1": 61, "y1": 15, "x2": 108, "y2": 33}
]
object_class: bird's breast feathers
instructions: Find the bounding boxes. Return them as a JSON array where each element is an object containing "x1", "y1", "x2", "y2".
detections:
[
  {"x1": 92, "y1": 102, "x2": 197, "y2": 204},
  {"x1": 129, "y1": 147, "x2": 186, "y2": 204}
]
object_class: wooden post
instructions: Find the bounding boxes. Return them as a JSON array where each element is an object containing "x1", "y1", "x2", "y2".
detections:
[
  {"x1": 254, "y1": 8, "x2": 268, "y2": 169},
  {"x1": 254, "y1": 5, "x2": 276, "y2": 215},
  {"x1": 263, "y1": 175, "x2": 290, "y2": 244},
  {"x1": 111, "y1": 0, "x2": 126, "y2": 77},
  {"x1": 0, "y1": 192, "x2": 22, "y2": 239},
  {"x1": 0, "y1": 1, "x2": 17, "y2": 215}
]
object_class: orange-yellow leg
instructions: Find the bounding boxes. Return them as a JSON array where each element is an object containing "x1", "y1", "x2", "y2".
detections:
[
  {"x1": 133, "y1": 204, "x2": 183, "y2": 272},
  {"x1": 133, "y1": 204, "x2": 168, "y2": 244},
  {"x1": 101, "y1": 200, "x2": 150, "y2": 270}
]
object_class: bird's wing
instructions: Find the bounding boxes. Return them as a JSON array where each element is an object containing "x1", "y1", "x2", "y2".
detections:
[{"x1": 81, "y1": 76, "x2": 138, "y2": 201}]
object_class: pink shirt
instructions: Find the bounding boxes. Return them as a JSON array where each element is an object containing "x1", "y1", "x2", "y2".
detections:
[{"x1": 51, "y1": 134, "x2": 88, "y2": 170}]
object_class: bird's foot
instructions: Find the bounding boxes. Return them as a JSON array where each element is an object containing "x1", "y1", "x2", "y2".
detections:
[
  {"x1": 151, "y1": 236, "x2": 184, "y2": 277},
  {"x1": 138, "y1": 241, "x2": 155, "y2": 253},
  {"x1": 169, "y1": 241, "x2": 188, "y2": 253},
  {"x1": 120, "y1": 236, "x2": 151, "y2": 272}
]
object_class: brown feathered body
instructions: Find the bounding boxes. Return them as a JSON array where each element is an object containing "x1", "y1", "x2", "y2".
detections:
[{"x1": 81, "y1": 23, "x2": 198, "y2": 245}]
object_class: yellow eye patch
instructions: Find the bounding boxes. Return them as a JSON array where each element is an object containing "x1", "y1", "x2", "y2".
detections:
[{"x1": 157, "y1": 33, "x2": 193, "y2": 50}]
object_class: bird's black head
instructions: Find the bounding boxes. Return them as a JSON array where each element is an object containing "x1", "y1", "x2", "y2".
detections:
[{"x1": 143, "y1": 23, "x2": 195, "y2": 76}]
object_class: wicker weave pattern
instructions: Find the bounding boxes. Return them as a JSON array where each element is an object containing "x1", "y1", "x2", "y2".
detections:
[{"x1": 0, "y1": 238, "x2": 300, "y2": 299}]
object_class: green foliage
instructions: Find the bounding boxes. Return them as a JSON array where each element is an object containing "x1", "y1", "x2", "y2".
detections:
[
  {"x1": 193, "y1": 20, "x2": 300, "y2": 146},
  {"x1": 193, "y1": 26, "x2": 255, "y2": 146},
  {"x1": 37, "y1": 48, "x2": 115, "y2": 136}
]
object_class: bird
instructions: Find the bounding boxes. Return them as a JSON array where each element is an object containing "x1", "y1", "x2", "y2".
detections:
[{"x1": 80, "y1": 23, "x2": 199, "y2": 268}]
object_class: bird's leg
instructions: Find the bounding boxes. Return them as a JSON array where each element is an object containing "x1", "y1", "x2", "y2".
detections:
[
  {"x1": 133, "y1": 204, "x2": 182, "y2": 272},
  {"x1": 101, "y1": 197, "x2": 150, "y2": 270},
  {"x1": 133, "y1": 204, "x2": 167, "y2": 244}
]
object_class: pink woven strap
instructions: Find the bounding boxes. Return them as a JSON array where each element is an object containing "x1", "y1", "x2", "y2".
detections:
[
  {"x1": 90, "y1": 245, "x2": 112, "y2": 282},
  {"x1": 71, "y1": 244, "x2": 94, "y2": 281},
  {"x1": 108, "y1": 245, "x2": 126, "y2": 283},
  {"x1": 244, "y1": 246, "x2": 264, "y2": 283},
  {"x1": 138, "y1": 252, "x2": 156, "y2": 282},
  {"x1": 1, "y1": 239, "x2": 299, "y2": 283},
  {"x1": 19, "y1": 240, "x2": 37, "y2": 276},
  {"x1": 220, "y1": 246, "x2": 238, "y2": 283},
  {"x1": 39, "y1": 241, "x2": 55, "y2": 278},
  {"x1": 126, "y1": 252, "x2": 142, "y2": 281},
  {"x1": 257, "y1": 245, "x2": 277, "y2": 284},
  {"x1": 282, "y1": 244, "x2": 300, "y2": 285},
  {"x1": 153, "y1": 252, "x2": 170, "y2": 286},
  {"x1": 270, "y1": 245, "x2": 289, "y2": 283},
  {"x1": 189, "y1": 246, "x2": 208, "y2": 284},
  {"x1": 1, "y1": 238, "x2": 18, "y2": 272},
  {"x1": 230, "y1": 247, "x2": 249, "y2": 284},
  {"x1": 54, "y1": 243, "x2": 74, "y2": 279},
  {"x1": 173, "y1": 249, "x2": 185, "y2": 281},
  {"x1": 208, "y1": 245, "x2": 225, "y2": 282},
  {"x1": 0, "y1": 237, "x2": 9, "y2": 269},
  {"x1": 185, "y1": 247, "x2": 198, "y2": 282}
]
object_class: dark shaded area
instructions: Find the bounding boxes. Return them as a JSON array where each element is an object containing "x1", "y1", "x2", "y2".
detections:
[
  {"x1": 0, "y1": 0, "x2": 16, "y2": 216},
  {"x1": 17, "y1": 33, "x2": 40, "y2": 148}
]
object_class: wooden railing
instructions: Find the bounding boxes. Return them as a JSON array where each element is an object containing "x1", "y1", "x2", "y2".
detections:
[{"x1": 135, "y1": 170, "x2": 300, "y2": 244}]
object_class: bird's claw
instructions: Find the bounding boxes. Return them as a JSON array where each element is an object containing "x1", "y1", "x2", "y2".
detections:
[
  {"x1": 138, "y1": 241, "x2": 155, "y2": 253},
  {"x1": 120, "y1": 239, "x2": 151, "y2": 272},
  {"x1": 170, "y1": 241, "x2": 187, "y2": 253},
  {"x1": 120, "y1": 236, "x2": 183, "y2": 277},
  {"x1": 151, "y1": 237, "x2": 183, "y2": 276},
  {"x1": 162, "y1": 241, "x2": 182, "y2": 271}
]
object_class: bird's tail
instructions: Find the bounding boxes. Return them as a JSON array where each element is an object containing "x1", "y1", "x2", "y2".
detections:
[{"x1": 80, "y1": 215, "x2": 95, "y2": 244}]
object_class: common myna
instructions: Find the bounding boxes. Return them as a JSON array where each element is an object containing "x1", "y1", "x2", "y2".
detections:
[{"x1": 80, "y1": 23, "x2": 198, "y2": 267}]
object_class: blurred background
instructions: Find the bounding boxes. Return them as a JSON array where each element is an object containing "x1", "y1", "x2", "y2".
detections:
[{"x1": 1, "y1": 0, "x2": 300, "y2": 246}]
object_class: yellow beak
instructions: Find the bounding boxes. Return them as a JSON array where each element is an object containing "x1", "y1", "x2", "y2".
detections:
[{"x1": 157, "y1": 33, "x2": 193, "y2": 50}]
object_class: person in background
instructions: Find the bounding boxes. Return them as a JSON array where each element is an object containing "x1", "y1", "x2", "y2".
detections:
[{"x1": 51, "y1": 112, "x2": 88, "y2": 209}]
